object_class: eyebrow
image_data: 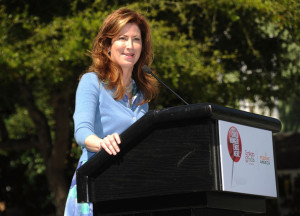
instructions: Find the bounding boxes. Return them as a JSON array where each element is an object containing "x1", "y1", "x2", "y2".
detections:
[{"x1": 119, "y1": 34, "x2": 141, "y2": 37}]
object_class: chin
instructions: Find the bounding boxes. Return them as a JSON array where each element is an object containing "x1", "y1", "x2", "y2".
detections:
[{"x1": 121, "y1": 63, "x2": 136, "y2": 69}]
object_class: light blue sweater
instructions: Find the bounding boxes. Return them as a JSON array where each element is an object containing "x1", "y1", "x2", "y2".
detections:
[{"x1": 73, "y1": 72, "x2": 148, "y2": 162}]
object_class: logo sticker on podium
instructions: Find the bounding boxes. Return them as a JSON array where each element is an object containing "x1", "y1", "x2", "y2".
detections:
[{"x1": 227, "y1": 126, "x2": 242, "y2": 163}]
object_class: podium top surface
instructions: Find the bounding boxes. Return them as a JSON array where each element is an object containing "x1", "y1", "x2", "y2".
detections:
[{"x1": 145, "y1": 103, "x2": 281, "y2": 132}]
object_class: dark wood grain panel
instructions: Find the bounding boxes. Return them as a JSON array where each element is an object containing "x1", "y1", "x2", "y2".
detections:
[{"x1": 90, "y1": 120, "x2": 214, "y2": 202}]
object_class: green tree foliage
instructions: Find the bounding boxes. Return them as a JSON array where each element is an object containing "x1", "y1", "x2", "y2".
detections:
[
  {"x1": 143, "y1": 0, "x2": 300, "y2": 108},
  {"x1": 0, "y1": 0, "x2": 299, "y2": 214},
  {"x1": 279, "y1": 93, "x2": 300, "y2": 132}
]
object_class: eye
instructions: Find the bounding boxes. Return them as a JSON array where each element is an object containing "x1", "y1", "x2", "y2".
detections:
[
  {"x1": 119, "y1": 36, "x2": 126, "y2": 40},
  {"x1": 134, "y1": 37, "x2": 141, "y2": 41}
]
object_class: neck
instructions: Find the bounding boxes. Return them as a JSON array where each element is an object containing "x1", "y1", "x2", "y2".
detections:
[{"x1": 122, "y1": 67, "x2": 133, "y2": 87}]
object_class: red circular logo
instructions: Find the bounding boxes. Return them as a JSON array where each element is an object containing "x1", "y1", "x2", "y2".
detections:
[{"x1": 227, "y1": 126, "x2": 242, "y2": 162}]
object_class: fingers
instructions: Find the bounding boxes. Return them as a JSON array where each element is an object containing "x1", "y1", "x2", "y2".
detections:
[
  {"x1": 112, "y1": 133, "x2": 121, "y2": 145},
  {"x1": 100, "y1": 133, "x2": 121, "y2": 156},
  {"x1": 100, "y1": 139, "x2": 112, "y2": 155},
  {"x1": 104, "y1": 136, "x2": 118, "y2": 155}
]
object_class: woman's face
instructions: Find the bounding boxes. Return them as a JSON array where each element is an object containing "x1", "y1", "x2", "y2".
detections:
[{"x1": 110, "y1": 23, "x2": 142, "y2": 73}]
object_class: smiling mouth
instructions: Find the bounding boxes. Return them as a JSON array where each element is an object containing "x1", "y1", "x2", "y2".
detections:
[
  {"x1": 123, "y1": 53, "x2": 135, "y2": 57},
  {"x1": 123, "y1": 53, "x2": 135, "y2": 60}
]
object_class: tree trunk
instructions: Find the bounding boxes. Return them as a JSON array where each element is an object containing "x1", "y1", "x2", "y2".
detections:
[
  {"x1": 18, "y1": 78, "x2": 72, "y2": 215},
  {"x1": 18, "y1": 78, "x2": 52, "y2": 160},
  {"x1": 46, "y1": 89, "x2": 72, "y2": 215}
]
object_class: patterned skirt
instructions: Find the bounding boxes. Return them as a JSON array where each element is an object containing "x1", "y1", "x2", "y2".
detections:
[{"x1": 64, "y1": 161, "x2": 93, "y2": 216}]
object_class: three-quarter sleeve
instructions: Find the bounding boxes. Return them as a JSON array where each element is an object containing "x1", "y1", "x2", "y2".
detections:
[{"x1": 73, "y1": 73, "x2": 100, "y2": 147}]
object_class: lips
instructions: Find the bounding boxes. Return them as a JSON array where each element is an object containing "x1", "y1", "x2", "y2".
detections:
[{"x1": 123, "y1": 53, "x2": 135, "y2": 59}]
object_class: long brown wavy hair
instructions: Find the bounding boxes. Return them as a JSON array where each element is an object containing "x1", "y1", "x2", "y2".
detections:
[{"x1": 88, "y1": 8, "x2": 159, "y2": 104}]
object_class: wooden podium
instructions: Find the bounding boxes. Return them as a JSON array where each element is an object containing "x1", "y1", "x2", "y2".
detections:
[{"x1": 76, "y1": 103, "x2": 281, "y2": 215}]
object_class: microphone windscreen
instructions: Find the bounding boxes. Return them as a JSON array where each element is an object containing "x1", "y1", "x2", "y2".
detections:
[{"x1": 142, "y1": 65, "x2": 152, "y2": 74}]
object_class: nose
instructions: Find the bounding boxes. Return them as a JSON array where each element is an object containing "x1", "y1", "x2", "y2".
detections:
[{"x1": 126, "y1": 38, "x2": 133, "y2": 49}]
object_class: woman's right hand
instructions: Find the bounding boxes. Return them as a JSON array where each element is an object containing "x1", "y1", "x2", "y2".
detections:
[{"x1": 84, "y1": 133, "x2": 121, "y2": 155}]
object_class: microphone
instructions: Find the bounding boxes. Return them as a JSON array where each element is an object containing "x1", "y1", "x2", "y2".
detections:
[{"x1": 142, "y1": 65, "x2": 189, "y2": 105}]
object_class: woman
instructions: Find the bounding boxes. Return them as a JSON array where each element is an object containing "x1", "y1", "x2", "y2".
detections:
[{"x1": 64, "y1": 8, "x2": 159, "y2": 216}]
